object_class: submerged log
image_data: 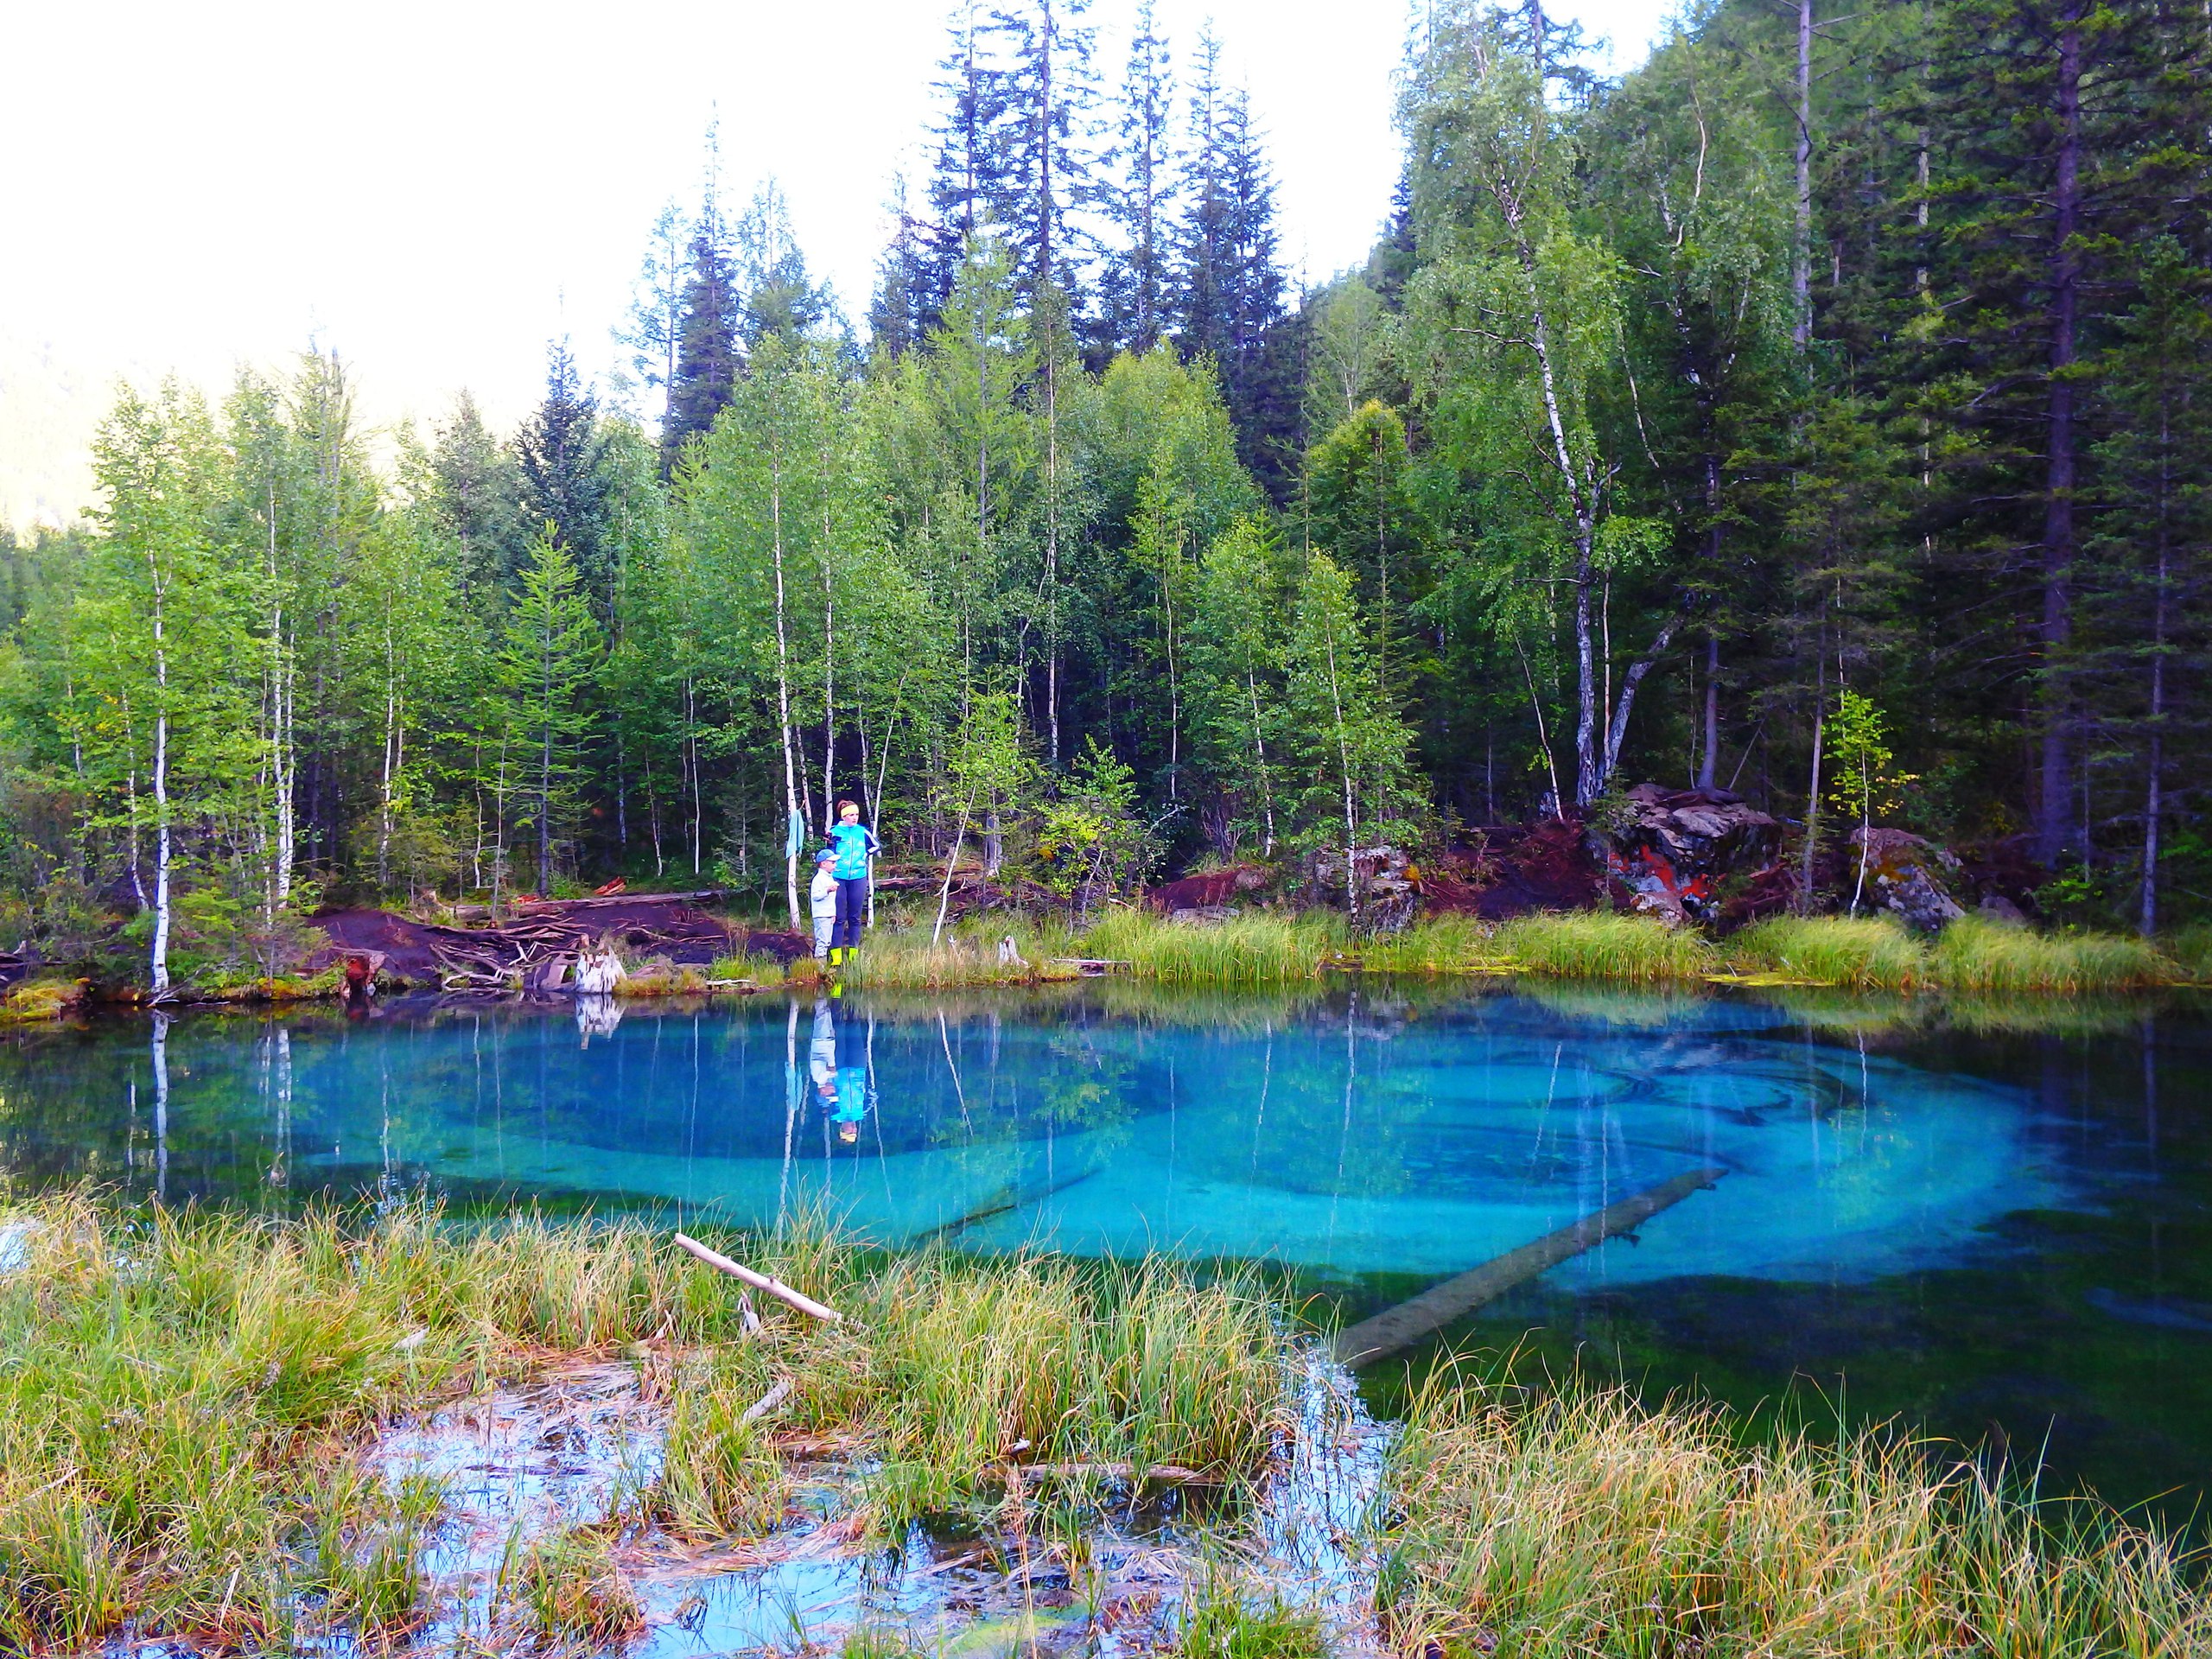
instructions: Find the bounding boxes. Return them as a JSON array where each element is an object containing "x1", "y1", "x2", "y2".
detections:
[
  {"x1": 672, "y1": 1232, "x2": 842, "y2": 1323},
  {"x1": 1332, "y1": 1165, "x2": 1729, "y2": 1367}
]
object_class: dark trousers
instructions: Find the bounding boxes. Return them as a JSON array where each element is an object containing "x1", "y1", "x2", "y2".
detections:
[{"x1": 833, "y1": 875, "x2": 868, "y2": 950}]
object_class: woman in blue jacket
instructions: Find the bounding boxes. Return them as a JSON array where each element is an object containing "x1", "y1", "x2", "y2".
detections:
[{"x1": 826, "y1": 799, "x2": 880, "y2": 966}]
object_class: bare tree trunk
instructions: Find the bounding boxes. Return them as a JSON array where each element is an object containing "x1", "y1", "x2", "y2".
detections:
[
  {"x1": 1322, "y1": 624, "x2": 1359, "y2": 918},
  {"x1": 2140, "y1": 411, "x2": 2172, "y2": 938},
  {"x1": 1798, "y1": 651, "x2": 1827, "y2": 915},
  {"x1": 1794, "y1": 0, "x2": 1814, "y2": 348},
  {"x1": 1698, "y1": 633, "x2": 1720, "y2": 790},
  {"x1": 146, "y1": 552, "x2": 172, "y2": 998},
  {"x1": 1247, "y1": 670, "x2": 1276, "y2": 855},
  {"x1": 771, "y1": 439, "x2": 802, "y2": 928}
]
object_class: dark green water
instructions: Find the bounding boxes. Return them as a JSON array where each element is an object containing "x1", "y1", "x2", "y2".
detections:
[{"x1": 1, "y1": 981, "x2": 2205, "y2": 1522}]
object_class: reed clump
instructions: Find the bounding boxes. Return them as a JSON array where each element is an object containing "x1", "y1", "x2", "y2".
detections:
[
  {"x1": 1932, "y1": 915, "x2": 2177, "y2": 993},
  {"x1": 1382, "y1": 1374, "x2": 2212, "y2": 1657},
  {"x1": 772, "y1": 1249, "x2": 1292, "y2": 1522},
  {"x1": 1490, "y1": 912, "x2": 1717, "y2": 982},
  {"x1": 1726, "y1": 913, "x2": 1934, "y2": 988},
  {"x1": 1082, "y1": 908, "x2": 1345, "y2": 984}
]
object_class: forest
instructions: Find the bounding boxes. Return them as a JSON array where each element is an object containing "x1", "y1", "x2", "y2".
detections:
[{"x1": 1, "y1": 0, "x2": 2206, "y2": 988}]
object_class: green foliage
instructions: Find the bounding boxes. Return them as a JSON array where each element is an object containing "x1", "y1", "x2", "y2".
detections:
[{"x1": 1036, "y1": 738, "x2": 1162, "y2": 914}]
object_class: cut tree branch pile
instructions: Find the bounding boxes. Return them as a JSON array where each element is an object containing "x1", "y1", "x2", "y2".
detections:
[{"x1": 310, "y1": 893, "x2": 782, "y2": 990}]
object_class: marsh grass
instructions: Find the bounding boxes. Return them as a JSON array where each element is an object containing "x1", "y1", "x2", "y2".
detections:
[
  {"x1": 1726, "y1": 914, "x2": 1933, "y2": 989},
  {"x1": 1383, "y1": 1371, "x2": 2211, "y2": 1657},
  {"x1": 2161, "y1": 923, "x2": 2212, "y2": 984},
  {"x1": 0, "y1": 1194, "x2": 1295, "y2": 1643},
  {"x1": 1084, "y1": 909, "x2": 1347, "y2": 984},
  {"x1": 1491, "y1": 912, "x2": 1717, "y2": 982},
  {"x1": 1932, "y1": 916, "x2": 2177, "y2": 993},
  {"x1": 1176, "y1": 1560, "x2": 1329, "y2": 1659},
  {"x1": 507, "y1": 1527, "x2": 643, "y2": 1648}
]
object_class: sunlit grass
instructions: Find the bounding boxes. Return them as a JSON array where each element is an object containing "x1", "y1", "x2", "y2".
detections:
[
  {"x1": 1384, "y1": 1370, "x2": 2212, "y2": 1657},
  {"x1": 1727, "y1": 914, "x2": 1933, "y2": 989}
]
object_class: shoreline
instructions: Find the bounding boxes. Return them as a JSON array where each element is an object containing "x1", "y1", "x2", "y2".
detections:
[{"x1": 3, "y1": 904, "x2": 2206, "y2": 1023}]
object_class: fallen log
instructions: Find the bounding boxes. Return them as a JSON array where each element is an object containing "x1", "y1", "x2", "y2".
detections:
[
  {"x1": 1332, "y1": 1166, "x2": 1729, "y2": 1367},
  {"x1": 672, "y1": 1232, "x2": 842, "y2": 1323}
]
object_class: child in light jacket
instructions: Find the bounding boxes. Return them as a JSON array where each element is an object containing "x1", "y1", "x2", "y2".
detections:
[{"x1": 809, "y1": 849, "x2": 838, "y2": 960}]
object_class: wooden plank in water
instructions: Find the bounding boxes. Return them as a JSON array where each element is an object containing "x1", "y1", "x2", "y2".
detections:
[{"x1": 1332, "y1": 1165, "x2": 1728, "y2": 1368}]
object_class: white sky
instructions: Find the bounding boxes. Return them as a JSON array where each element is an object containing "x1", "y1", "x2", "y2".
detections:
[{"x1": 0, "y1": 0, "x2": 1672, "y2": 528}]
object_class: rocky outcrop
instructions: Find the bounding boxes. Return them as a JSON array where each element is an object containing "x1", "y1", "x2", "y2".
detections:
[
  {"x1": 1599, "y1": 785, "x2": 1783, "y2": 925},
  {"x1": 1146, "y1": 863, "x2": 1270, "y2": 916},
  {"x1": 1847, "y1": 827, "x2": 1967, "y2": 933},
  {"x1": 1306, "y1": 845, "x2": 1421, "y2": 931}
]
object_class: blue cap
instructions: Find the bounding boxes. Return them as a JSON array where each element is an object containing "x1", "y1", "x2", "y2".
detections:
[{"x1": 814, "y1": 847, "x2": 837, "y2": 863}]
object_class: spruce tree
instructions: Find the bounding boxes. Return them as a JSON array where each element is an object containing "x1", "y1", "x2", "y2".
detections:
[
  {"x1": 499, "y1": 532, "x2": 602, "y2": 897},
  {"x1": 430, "y1": 391, "x2": 525, "y2": 605},
  {"x1": 662, "y1": 193, "x2": 743, "y2": 471},
  {"x1": 1096, "y1": 0, "x2": 1176, "y2": 357},
  {"x1": 736, "y1": 180, "x2": 838, "y2": 346}
]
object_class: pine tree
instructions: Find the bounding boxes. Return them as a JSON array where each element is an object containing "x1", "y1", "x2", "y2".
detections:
[
  {"x1": 1922, "y1": 0, "x2": 2212, "y2": 863},
  {"x1": 518, "y1": 341, "x2": 613, "y2": 600},
  {"x1": 918, "y1": 6, "x2": 1016, "y2": 326},
  {"x1": 868, "y1": 175, "x2": 938, "y2": 360},
  {"x1": 613, "y1": 200, "x2": 690, "y2": 423}
]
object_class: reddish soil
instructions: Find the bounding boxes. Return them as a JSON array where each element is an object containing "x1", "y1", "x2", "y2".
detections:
[{"x1": 1422, "y1": 821, "x2": 1603, "y2": 919}]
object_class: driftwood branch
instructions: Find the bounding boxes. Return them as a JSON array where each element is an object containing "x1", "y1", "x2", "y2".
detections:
[
  {"x1": 740, "y1": 1376, "x2": 795, "y2": 1425},
  {"x1": 672, "y1": 1232, "x2": 842, "y2": 1323}
]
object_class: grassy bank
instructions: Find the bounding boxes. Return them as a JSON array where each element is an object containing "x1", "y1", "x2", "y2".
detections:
[
  {"x1": 826, "y1": 906, "x2": 2196, "y2": 995},
  {"x1": 0, "y1": 1193, "x2": 1287, "y2": 1649},
  {"x1": 1388, "y1": 1371, "x2": 2210, "y2": 1656},
  {"x1": 0, "y1": 1198, "x2": 2202, "y2": 1653}
]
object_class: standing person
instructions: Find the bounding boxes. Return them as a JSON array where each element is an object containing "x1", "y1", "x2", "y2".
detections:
[
  {"x1": 826, "y1": 799, "x2": 879, "y2": 967},
  {"x1": 808, "y1": 849, "x2": 838, "y2": 961}
]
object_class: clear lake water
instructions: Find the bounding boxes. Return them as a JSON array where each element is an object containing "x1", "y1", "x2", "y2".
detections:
[{"x1": 1, "y1": 978, "x2": 2205, "y2": 1528}]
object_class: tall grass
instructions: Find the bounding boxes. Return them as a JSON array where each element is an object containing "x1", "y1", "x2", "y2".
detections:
[
  {"x1": 774, "y1": 1249, "x2": 1291, "y2": 1522},
  {"x1": 1727, "y1": 913, "x2": 1932, "y2": 988},
  {"x1": 2161, "y1": 923, "x2": 2212, "y2": 984},
  {"x1": 1383, "y1": 1373, "x2": 2211, "y2": 1657},
  {"x1": 1932, "y1": 916, "x2": 2177, "y2": 993},
  {"x1": 1083, "y1": 909, "x2": 1345, "y2": 984},
  {"x1": 1490, "y1": 912, "x2": 1717, "y2": 982}
]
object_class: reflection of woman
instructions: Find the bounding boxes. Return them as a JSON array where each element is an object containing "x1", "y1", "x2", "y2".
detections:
[{"x1": 826, "y1": 800, "x2": 880, "y2": 966}]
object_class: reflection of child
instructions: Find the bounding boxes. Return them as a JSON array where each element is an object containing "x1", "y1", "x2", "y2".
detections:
[
  {"x1": 809, "y1": 849, "x2": 838, "y2": 960},
  {"x1": 809, "y1": 999, "x2": 837, "y2": 1108}
]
